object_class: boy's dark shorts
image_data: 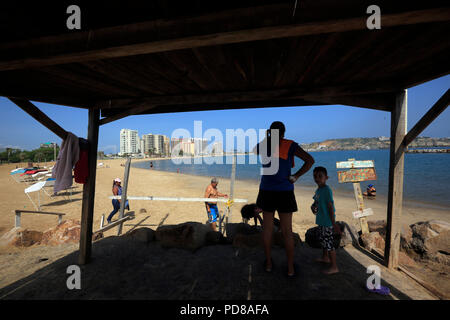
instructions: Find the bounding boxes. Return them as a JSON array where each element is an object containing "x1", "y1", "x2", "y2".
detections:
[
  {"x1": 319, "y1": 226, "x2": 335, "y2": 251},
  {"x1": 256, "y1": 189, "x2": 298, "y2": 213}
]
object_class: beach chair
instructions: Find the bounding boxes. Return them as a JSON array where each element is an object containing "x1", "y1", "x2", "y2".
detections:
[{"x1": 24, "y1": 178, "x2": 58, "y2": 210}]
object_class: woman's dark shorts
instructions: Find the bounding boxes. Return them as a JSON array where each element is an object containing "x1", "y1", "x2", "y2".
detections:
[{"x1": 256, "y1": 189, "x2": 298, "y2": 213}]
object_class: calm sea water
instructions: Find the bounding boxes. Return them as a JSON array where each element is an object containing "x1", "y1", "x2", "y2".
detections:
[{"x1": 133, "y1": 150, "x2": 450, "y2": 209}]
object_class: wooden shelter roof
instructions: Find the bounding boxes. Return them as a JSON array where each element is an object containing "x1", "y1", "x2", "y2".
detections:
[{"x1": 1, "y1": 0, "x2": 449, "y2": 119}]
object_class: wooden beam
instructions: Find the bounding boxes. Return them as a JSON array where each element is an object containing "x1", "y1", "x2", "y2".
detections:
[
  {"x1": 1, "y1": 8, "x2": 449, "y2": 71},
  {"x1": 384, "y1": 90, "x2": 407, "y2": 269},
  {"x1": 98, "y1": 84, "x2": 397, "y2": 120},
  {"x1": 403, "y1": 89, "x2": 450, "y2": 147},
  {"x1": 78, "y1": 108, "x2": 100, "y2": 265},
  {"x1": 99, "y1": 103, "x2": 159, "y2": 126},
  {"x1": 93, "y1": 215, "x2": 133, "y2": 235},
  {"x1": 117, "y1": 158, "x2": 131, "y2": 236},
  {"x1": 7, "y1": 98, "x2": 68, "y2": 140}
]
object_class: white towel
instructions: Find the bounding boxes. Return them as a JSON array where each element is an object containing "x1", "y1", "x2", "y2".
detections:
[{"x1": 52, "y1": 132, "x2": 80, "y2": 193}]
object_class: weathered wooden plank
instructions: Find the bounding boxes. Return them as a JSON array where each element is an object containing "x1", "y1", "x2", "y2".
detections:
[
  {"x1": 352, "y1": 182, "x2": 370, "y2": 234},
  {"x1": 352, "y1": 208, "x2": 374, "y2": 219},
  {"x1": 385, "y1": 90, "x2": 407, "y2": 269},
  {"x1": 336, "y1": 160, "x2": 374, "y2": 169},
  {"x1": 94, "y1": 215, "x2": 133, "y2": 235},
  {"x1": 338, "y1": 168, "x2": 377, "y2": 183},
  {"x1": 403, "y1": 89, "x2": 450, "y2": 147},
  {"x1": 1, "y1": 8, "x2": 449, "y2": 71},
  {"x1": 79, "y1": 108, "x2": 100, "y2": 265},
  {"x1": 117, "y1": 158, "x2": 131, "y2": 235}
]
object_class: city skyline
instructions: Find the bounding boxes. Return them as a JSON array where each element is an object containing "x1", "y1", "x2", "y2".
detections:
[{"x1": 0, "y1": 75, "x2": 448, "y2": 152}]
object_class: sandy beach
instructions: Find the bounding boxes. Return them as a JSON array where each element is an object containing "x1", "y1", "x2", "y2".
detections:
[
  {"x1": 0, "y1": 158, "x2": 448, "y2": 299},
  {"x1": 1, "y1": 158, "x2": 448, "y2": 241}
]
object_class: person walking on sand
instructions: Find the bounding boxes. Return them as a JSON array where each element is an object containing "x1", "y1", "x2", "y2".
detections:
[
  {"x1": 312, "y1": 166, "x2": 341, "y2": 274},
  {"x1": 107, "y1": 178, "x2": 130, "y2": 224},
  {"x1": 253, "y1": 121, "x2": 314, "y2": 277},
  {"x1": 204, "y1": 177, "x2": 228, "y2": 231}
]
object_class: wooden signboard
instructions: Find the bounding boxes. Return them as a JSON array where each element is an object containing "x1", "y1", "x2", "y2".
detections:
[
  {"x1": 337, "y1": 158, "x2": 376, "y2": 234},
  {"x1": 352, "y1": 208, "x2": 374, "y2": 219},
  {"x1": 337, "y1": 168, "x2": 377, "y2": 183},
  {"x1": 336, "y1": 160, "x2": 374, "y2": 169}
]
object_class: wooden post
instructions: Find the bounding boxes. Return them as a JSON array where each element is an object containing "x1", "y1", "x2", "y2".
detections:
[
  {"x1": 14, "y1": 211, "x2": 21, "y2": 228},
  {"x1": 228, "y1": 153, "x2": 237, "y2": 220},
  {"x1": 352, "y1": 182, "x2": 370, "y2": 234},
  {"x1": 385, "y1": 90, "x2": 407, "y2": 269},
  {"x1": 78, "y1": 108, "x2": 99, "y2": 265},
  {"x1": 117, "y1": 158, "x2": 131, "y2": 235}
]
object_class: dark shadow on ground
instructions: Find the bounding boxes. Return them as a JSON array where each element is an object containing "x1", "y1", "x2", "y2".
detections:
[
  {"x1": 0, "y1": 234, "x2": 424, "y2": 300},
  {"x1": 41, "y1": 199, "x2": 82, "y2": 207}
]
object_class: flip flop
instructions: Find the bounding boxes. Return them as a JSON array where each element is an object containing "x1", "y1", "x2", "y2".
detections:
[{"x1": 367, "y1": 285, "x2": 390, "y2": 295}]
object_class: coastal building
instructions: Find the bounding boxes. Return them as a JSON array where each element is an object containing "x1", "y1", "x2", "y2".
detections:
[
  {"x1": 163, "y1": 135, "x2": 171, "y2": 157},
  {"x1": 119, "y1": 129, "x2": 139, "y2": 155},
  {"x1": 210, "y1": 141, "x2": 223, "y2": 155},
  {"x1": 193, "y1": 138, "x2": 208, "y2": 155}
]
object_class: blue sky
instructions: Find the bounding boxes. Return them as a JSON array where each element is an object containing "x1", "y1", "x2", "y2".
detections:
[{"x1": 0, "y1": 75, "x2": 448, "y2": 153}]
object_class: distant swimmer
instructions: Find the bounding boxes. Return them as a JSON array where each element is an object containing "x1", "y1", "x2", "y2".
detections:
[
  {"x1": 363, "y1": 184, "x2": 376, "y2": 197},
  {"x1": 204, "y1": 177, "x2": 228, "y2": 231}
]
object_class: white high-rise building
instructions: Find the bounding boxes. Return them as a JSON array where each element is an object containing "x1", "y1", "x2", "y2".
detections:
[
  {"x1": 193, "y1": 138, "x2": 208, "y2": 155},
  {"x1": 119, "y1": 129, "x2": 139, "y2": 155}
]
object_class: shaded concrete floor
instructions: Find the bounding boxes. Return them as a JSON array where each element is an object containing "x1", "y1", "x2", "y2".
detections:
[{"x1": 0, "y1": 236, "x2": 436, "y2": 300}]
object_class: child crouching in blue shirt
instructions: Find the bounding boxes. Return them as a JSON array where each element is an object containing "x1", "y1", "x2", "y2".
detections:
[{"x1": 312, "y1": 166, "x2": 341, "y2": 274}]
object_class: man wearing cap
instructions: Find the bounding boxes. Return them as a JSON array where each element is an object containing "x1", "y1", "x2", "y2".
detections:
[
  {"x1": 204, "y1": 177, "x2": 228, "y2": 231},
  {"x1": 107, "y1": 178, "x2": 130, "y2": 223}
]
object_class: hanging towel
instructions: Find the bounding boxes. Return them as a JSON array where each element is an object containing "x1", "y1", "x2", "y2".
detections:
[
  {"x1": 52, "y1": 132, "x2": 80, "y2": 193},
  {"x1": 74, "y1": 138, "x2": 89, "y2": 184}
]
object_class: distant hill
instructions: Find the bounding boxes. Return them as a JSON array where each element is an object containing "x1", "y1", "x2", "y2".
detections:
[{"x1": 300, "y1": 137, "x2": 450, "y2": 151}]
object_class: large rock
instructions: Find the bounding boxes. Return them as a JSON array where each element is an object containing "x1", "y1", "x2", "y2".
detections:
[
  {"x1": 338, "y1": 222, "x2": 358, "y2": 247},
  {"x1": 232, "y1": 233, "x2": 263, "y2": 248},
  {"x1": 155, "y1": 222, "x2": 211, "y2": 251},
  {"x1": 273, "y1": 232, "x2": 302, "y2": 247},
  {"x1": 398, "y1": 251, "x2": 417, "y2": 267},
  {"x1": 205, "y1": 231, "x2": 229, "y2": 245},
  {"x1": 126, "y1": 227, "x2": 155, "y2": 243},
  {"x1": 360, "y1": 232, "x2": 385, "y2": 252},
  {"x1": 367, "y1": 220, "x2": 387, "y2": 237},
  {"x1": 410, "y1": 221, "x2": 450, "y2": 258},
  {"x1": 225, "y1": 223, "x2": 261, "y2": 242},
  {"x1": 0, "y1": 227, "x2": 43, "y2": 247},
  {"x1": 367, "y1": 220, "x2": 414, "y2": 252},
  {"x1": 40, "y1": 219, "x2": 81, "y2": 245}
]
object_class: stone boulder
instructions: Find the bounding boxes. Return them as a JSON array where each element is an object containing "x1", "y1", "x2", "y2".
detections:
[
  {"x1": 0, "y1": 227, "x2": 43, "y2": 247},
  {"x1": 410, "y1": 220, "x2": 450, "y2": 259},
  {"x1": 225, "y1": 223, "x2": 261, "y2": 242},
  {"x1": 398, "y1": 251, "x2": 417, "y2": 267},
  {"x1": 40, "y1": 219, "x2": 81, "y2": 245},
  {"x1": 367, "y1": 220, "x2": 414, "y2": 252},
  {"x1": 155, "y1": 222, "x2": 211, "y2": 251},
  {"x1": 205, "y1": 231, "x2": 229, "y2": 245},
  {"x1": 368, "y1": 220, "x2": 387, "y2": 237},
  {"x1": 360, "y1": 231, "x2": 385, "y2": 252},
  {"x1": 273, "y1": 232, "x2": 302, "y2": 247},
  {"x1": 126, "y1": 227, "x2": 155, "y2": 243},
  {"x1": 232, "y1": 233, "x2": 263, "y2": 248}
]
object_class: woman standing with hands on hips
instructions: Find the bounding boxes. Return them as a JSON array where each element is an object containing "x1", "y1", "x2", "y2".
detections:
[{"x1": 253, "y1": 121, "x2": 315, "y2": 277}]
